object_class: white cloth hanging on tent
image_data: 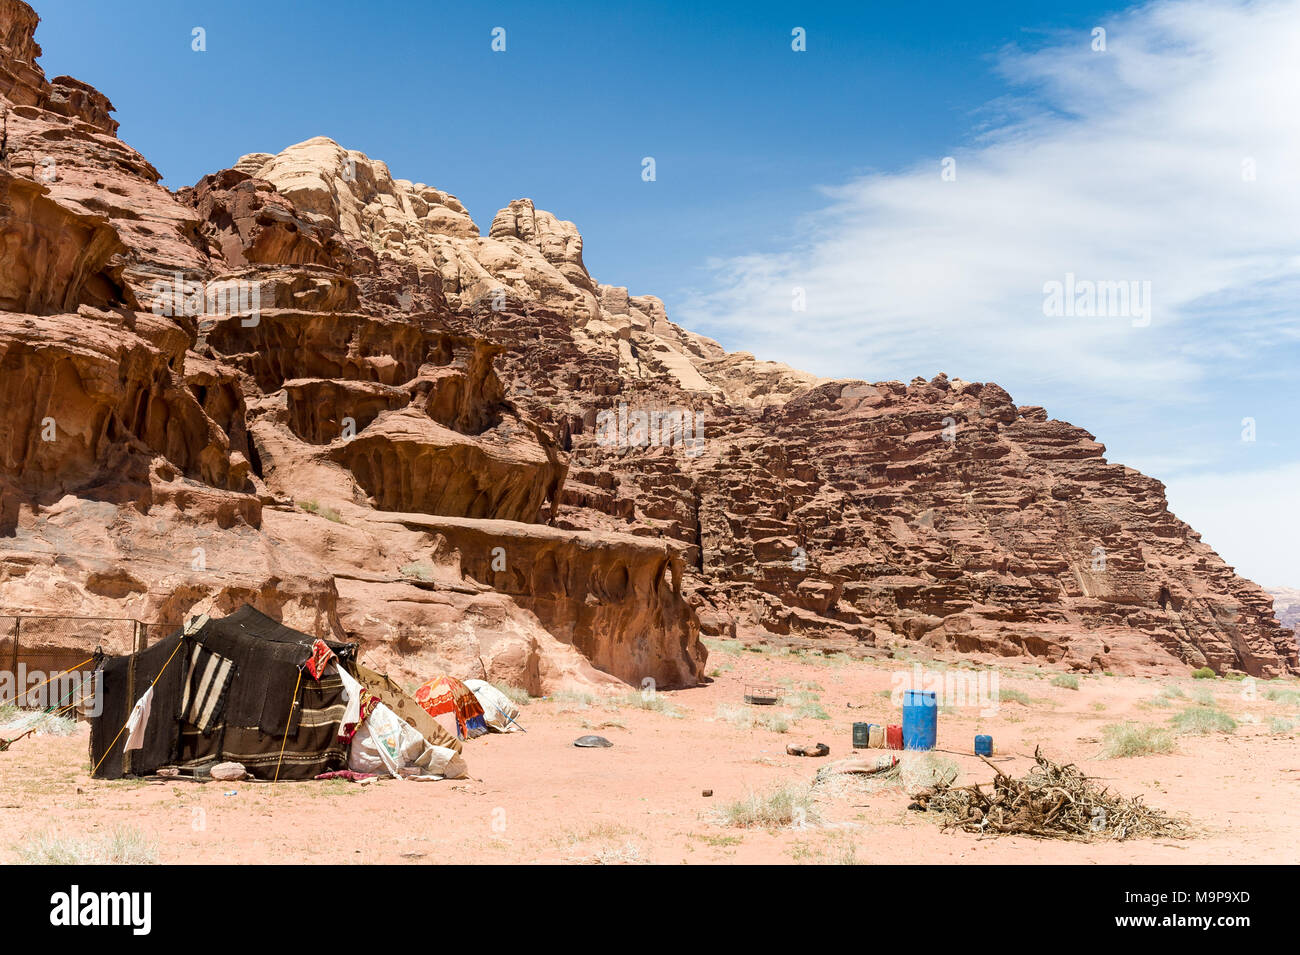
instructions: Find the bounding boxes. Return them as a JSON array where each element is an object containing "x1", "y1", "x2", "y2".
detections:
[
  {"x1": 464, "y1": 679, "x2": 522, "y2": 733},
  {"x1": 124, "y1": 685, "x2": 154, "y2": 752},
  {"x1": 348, "y1": 703, "x2": 467, "y2": 780},
  {"x1": 337, "y1": 666, "x2": 363, "y2": 737}
]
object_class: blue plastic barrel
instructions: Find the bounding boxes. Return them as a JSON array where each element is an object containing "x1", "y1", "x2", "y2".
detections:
[
  {"x1": 902, "y1": 690, "x2": 937, "y2": 750},
  {"x1": 974, "y1": 734, "x2": 993, "y2": 756}
]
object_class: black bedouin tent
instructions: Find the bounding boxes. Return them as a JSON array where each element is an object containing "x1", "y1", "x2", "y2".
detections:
[{"x1": 90, "y1": 605, "x2": 360, "y2": 781}]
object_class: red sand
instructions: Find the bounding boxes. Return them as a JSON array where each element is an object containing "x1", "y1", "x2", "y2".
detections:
[{"x1": 3, "y1": 643, "x2": 1297, "y2": 864}]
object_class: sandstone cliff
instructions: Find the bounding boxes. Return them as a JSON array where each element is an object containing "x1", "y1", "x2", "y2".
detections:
[
  {"x1": 0, "y1": 0, "x2": 1293, "y2": 684},
  {"x1": 0, "y1": 0, "x2": 701, "y2": 691}
]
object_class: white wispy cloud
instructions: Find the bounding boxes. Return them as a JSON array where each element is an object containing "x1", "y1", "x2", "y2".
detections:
[
  {"x1": 682, "y1": 0, "x2": 1300, "y2": 396},
  {"x1": 679, "y1": 0, "x2": 1300, "y2": 585}
]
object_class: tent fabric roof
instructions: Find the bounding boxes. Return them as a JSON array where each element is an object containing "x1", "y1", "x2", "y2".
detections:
[
  {"x1": 91, "y1": 604, "x2": 358, "y2": 780},
  {"x1": 190, "y1": 605, "x2": 356, "y2": 659}
]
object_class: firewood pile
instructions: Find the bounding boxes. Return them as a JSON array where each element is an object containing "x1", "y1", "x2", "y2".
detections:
[{"x1": 909, "y1": 747, "x2": 1185, "y2": 841}]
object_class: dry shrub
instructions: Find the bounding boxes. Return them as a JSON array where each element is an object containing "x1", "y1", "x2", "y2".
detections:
[{"x1": 910, "y1": 748, "x2": 1184, "y2": 841}]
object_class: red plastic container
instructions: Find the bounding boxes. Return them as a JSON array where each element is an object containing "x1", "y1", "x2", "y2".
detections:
[{"x1": 886, "y1": 724, "x2": 903, "y2": 750}]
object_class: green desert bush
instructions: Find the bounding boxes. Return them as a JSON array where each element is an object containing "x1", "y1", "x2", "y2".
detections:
[
  {"x1": 1050, "y1": 674, "x2": 1080, "y2": 690},
  {"x1": 1100, "y1": 721, "x2": 1177, "y2": 758},
  {"x1": 1169, "y1": 705, "x2": 1237, "y2": 736},
  {"x1": 1192, "y1": 667, "x2": 1217, "y2": 679},
  {"x1": 783, "y1": 691, "x2": 829, "y2": 721}
]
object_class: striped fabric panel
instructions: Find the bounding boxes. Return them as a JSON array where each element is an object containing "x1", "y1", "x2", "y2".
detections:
[{"x1": 180, "y1": 644, "x2": 235, "y2": 733}]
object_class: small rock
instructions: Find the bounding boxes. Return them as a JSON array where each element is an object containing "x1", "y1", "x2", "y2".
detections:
[
  {"x1": 702, "y1": 789, "x2": 713, "y2": 797},
  {"x1": 210, "y1": 761, "x2": 247, "y2": 781},
  {"x1": 574, "y1": 735, "x2": 613, "y2": 748}
]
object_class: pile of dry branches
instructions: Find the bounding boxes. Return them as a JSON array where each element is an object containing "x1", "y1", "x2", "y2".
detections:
[{"x1": 909, "y1": 747, "x2": 1184, "y2": 841}]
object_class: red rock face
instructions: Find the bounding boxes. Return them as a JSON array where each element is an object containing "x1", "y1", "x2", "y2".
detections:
[
  {"x1": 0, "y1": 169, "x2": 125, "y2": 313},
  {"x1": 514, "y1": 332, "x2": 1294, "y2": 677},
  {"x1": 684, "y1": 378, "x2": 1296, "y2": 678},
  {"x1": 0, "y1": 0, "x2": 703, "y2": 691},
  {"x1": 0, "y1": 0, "x2": 1291, "y2": 686}
]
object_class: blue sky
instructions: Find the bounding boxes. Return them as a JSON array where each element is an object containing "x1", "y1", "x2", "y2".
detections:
[{"x1": 31, "y1": 0, "x2": 1300, "y2": 586}]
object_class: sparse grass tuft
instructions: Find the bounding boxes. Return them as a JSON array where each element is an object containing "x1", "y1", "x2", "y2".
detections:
[
  {"x1": 701, "y1": 639, "x2": 744, "y2": 656},
  {"x1": 714, "y1": 784, "x2": 821, "y2": 829},
  {"x1": 580, "y1": 718, "x2": 627, "y2": 731},
  {"x1": 1099, "y1": 721, "x2": 1177, "y2": 758},
  {"x1": 1269, "y1": 717, "x2": 1295, "y2": 734},
  {"x1": 560, "y1": 821, "x2": 631, "y2": 846},
  {"x1": 0, "y1": 710, "x2": 76, "y2": 736},
  {"x1": 548, "y1": 690, "x2": 598, "y2": 713},
  {"x1": 17, "y1": 826, "x2": 157, "y2": 865},
  {"x1": 783, "y1": 690, "x2": 829, "y2": 721},
  {"x1": 716, "y1": 703, "x2": 789, "y2": 733},
  {"x1": 1050, "y1": 674, "x2": 1080, "y2": 690},
  {"x1": 588, "y1": 841, "x2": 646, "y2": 865},
  {"x1": 789, "y1": 832, "x2": 864, "y2": 865},
  {"x1": 693, "y1": 832, "x2": 742, "y2": 847},
  {"x1": 1266, "y1": 688, "x2": 1300, "y2": 706},
  {"x1": 787, "y1": 647, "x2": 851, "y2": 668},
  {"x1": 299, "y1": 499, "x2": 344, "y2": 523},
  {"x1": 492, "y1": 683, "x2": 532, "y2": 705},
  {"x1": 1169, "y1": 705, "x2": 1236, "y2": 736},
  {"x1": 616, "y1": 692, "x2": 684, "y2": 718},
  {"x1": 999, "y1": 689, "x2": 1036, "y2": 706},
  {"x1": 399, "y1": 563, "x2": 434, "y2": 581}
]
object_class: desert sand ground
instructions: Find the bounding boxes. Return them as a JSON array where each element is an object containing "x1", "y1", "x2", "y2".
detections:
[{"x1": 2, "y1": 639, "x2": 1298, "y2": 865}]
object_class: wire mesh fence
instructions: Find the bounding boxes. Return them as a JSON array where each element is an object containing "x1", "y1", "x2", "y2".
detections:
[{"x1": 0, "y1": 615, "x2": 180, "y2": 713}]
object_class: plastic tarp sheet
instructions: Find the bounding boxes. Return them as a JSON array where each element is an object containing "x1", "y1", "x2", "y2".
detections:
[
  {"x1": 464, "y1": 679, "x2": 523, "y2": 733},
  {"x1": 352, "y1": 663, "x2": 462, "y2": 753},
  {"x1": 348, "y1": 703, "x2": 468, "y2": 780}
]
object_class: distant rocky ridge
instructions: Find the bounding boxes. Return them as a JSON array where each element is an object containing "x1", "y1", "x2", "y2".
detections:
[
  {"x1": 0, "y1": 0, "x2": 1294, "y2": 685},
  {"x1": 1268, "y1": 587, "x2": 1300, "y2": 633}
]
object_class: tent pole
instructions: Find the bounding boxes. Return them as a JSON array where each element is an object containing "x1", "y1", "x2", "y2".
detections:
[{"x1": 272, "y1": 668, "x2": 305, "y2": 786}]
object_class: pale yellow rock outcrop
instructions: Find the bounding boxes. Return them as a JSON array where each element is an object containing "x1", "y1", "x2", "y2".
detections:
[{"x1": 237, "y1": 137, "x2": 821, "y2": 407}]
